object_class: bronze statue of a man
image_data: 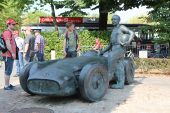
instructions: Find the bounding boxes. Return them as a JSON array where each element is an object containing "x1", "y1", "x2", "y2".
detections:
[{"x1": 100, "y1": 15, "x2": 134, "y2": 89}]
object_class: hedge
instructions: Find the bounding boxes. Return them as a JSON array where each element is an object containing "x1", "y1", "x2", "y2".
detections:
[
  {"x1": 135, "y1": 58, "x2": 170, "y2": 74},
  {"x1": 41, "y1": 30, "x2": 110, "y2": 59}
]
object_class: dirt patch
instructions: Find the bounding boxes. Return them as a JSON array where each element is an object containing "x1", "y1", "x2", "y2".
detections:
[{"x1": 1, "y1": 65, "x2": 170, "y2": 113}]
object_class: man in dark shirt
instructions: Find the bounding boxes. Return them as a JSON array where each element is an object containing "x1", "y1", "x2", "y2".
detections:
[{"x1": 23, "y1": 27, "x2": 35, "y2": 63}]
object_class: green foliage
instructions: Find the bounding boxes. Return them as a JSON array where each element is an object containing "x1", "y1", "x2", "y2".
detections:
[
  {"x1": 41, "y1": 30, "x2": 110, "y2": 60},
  {"x1": 147, "y1": 1, "x2": 170, "y2": 44},
  {"x1": 128, "y1": 14, "x2": 151, "y2": 24},
  {"x1": 0, "y1": 0, "x2": 34, "y2": 32},
  {"x1": 0, "y1": 0, "x2": 22, "y2": 31},
  {"x1": 55, "y1": 0, "x2": 88, "y2": 17},
  {"x1": 79, "y1": 30, "x2": 110, "y2": 46},
  {"x1": 41, "y1": 32, "x2": 64, "y2": 59},
  {"x1": 22, "y1": 11, "x2": 50, "y2": 25},
  {"x1": 0, "y1": 0, "x2": 34, "y2": 12}
]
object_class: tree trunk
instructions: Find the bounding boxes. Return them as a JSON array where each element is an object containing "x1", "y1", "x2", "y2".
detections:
[
  {"x1": 99, "y1": 1, "x2": 108, "y2": 30},
  {"x1": 168, "y1": 42, "x2": 170, "y2": 56},
  {"x1": 50, "y1": 0, "x2": 58, "y2": 31}
]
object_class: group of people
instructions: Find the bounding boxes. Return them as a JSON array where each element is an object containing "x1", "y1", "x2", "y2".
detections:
[
  {"x1": 1, "y1": 19, "x2": 45, "y2": 90},
  {"x1": 14, "y1": 27, "x2": 46, "y2": 76}
]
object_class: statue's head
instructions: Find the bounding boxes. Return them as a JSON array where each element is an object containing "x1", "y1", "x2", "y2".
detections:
[{"x1": 112, "y1": 15, "x2": 120, "y2": 26}]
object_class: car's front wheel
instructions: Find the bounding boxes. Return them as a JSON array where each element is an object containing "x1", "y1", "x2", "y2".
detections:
[
  {"x1": 79, "y1": 63, "x2": 108, "y2": 102},
  {"x1": 19, "y1": 62, "x2": 34, "y2": 95}
]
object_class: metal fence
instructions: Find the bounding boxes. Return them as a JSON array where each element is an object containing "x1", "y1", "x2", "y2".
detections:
[
  {"x1": 79, "y1": 44, "x2": 169, "y2": 58},
  {"x1": 126, "y1": 44, "x2": 169, "y2": 58}
]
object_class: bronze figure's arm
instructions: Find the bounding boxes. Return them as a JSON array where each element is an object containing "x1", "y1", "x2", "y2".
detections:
[{"x1": 100, "y1": 43, "x2": 112, "y2": 55}]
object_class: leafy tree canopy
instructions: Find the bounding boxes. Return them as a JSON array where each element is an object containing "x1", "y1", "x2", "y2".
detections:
[
  {"x1": 0, "y1": 0, "x2": 34, "y2": 31},
  {"x1": 148, "y1": 1, "x2": 170, "y2": 43},
  {"x1": 55, "y1": 0, "x2": 164, "y2": 30},
  {"x1": 128, "y1": 14, "x2": 152, "y2": 24},
  {"x1": 22, "y1": 11, "x2": 50, "y2": 25}
]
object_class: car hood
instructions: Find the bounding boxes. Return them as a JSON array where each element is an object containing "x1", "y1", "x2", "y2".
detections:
[{"x1": 28, "y1": 56, "x2": 107, "y2": 84}]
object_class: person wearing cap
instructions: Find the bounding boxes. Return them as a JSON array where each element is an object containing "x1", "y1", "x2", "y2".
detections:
[
  {"x1": 23, "y1": 27, "x2": 35, "y2": 63},
  {"x1": 34, "y1": 30, "x2": 45, "y2": 61},
  {"x1": 13, "y1": 30, "x2": 24, "y2": 77},
  {"x1": 2, "y1": 19, "x2": 17, "y2": 90}
]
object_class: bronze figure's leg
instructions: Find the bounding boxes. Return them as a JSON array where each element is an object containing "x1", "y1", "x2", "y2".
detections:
[
  {"x1": 111, "y1": 59, "x2": 125, "y2": 89},
  {"x1": 108, "y1": 46, "x2": 124, "y2": 80},
  {"x1": 108, "y1": 46, "x2": 125, "y2": 89}
]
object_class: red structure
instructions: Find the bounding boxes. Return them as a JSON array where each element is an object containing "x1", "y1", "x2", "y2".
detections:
[{"x1": 39, "y1": 17, "x2": 83, "y2": 24}]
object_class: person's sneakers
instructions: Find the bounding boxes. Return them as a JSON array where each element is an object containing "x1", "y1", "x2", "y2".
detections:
[
  {"x1": 9, "y1": 84, "x2": 15, "y2": 88},
  {"x1": 4, "y1": 86, "x2": 13, "y2": 90}
]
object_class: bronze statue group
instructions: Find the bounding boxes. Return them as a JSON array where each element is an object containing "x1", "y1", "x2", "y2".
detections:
[{"x1": 65, "y1": 15, "x2": 135, "y2": 89}]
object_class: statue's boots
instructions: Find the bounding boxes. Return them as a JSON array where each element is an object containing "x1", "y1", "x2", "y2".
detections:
[{"x1": 110, "y1": 60, "x2": 125, "y2": 89}]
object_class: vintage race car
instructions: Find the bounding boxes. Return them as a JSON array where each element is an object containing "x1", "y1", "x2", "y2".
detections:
[{"x1": 19, "y1": 50, "x2": 135, "y2": 102}]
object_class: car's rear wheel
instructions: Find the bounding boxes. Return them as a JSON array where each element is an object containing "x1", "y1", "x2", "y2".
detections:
[
  {"x1": 124, "y1": 58, "x2": 135, "y2": 85},
  {"x1": 19, "y1": 62, "x2": 34, "y2": 95},
  {"x1": 79, "y1": 63, "x2": 108, "y2": 102}
]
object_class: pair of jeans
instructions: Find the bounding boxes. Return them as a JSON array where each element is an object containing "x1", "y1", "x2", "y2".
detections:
[
  {"x1": 36, "y1": 52, "x2": 44, "y2": 61},
  {"x1": 16, "y1": 52, "x2": 24, "y2": 74}
]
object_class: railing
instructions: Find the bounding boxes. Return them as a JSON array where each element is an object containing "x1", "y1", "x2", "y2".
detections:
[
  {"x1": 126, "y1": 44, "x2": 169, "y2": 58},
  {"x1": 79, "y1": 44, "x2": 169, "y2": 58}
]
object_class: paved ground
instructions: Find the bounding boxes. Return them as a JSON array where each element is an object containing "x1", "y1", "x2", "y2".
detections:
[{"x1": 0, "y1": 63, "x2": 170, "y2": 113}]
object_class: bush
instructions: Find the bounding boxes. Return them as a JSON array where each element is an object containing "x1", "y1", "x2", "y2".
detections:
[
  {"x1": 41, "y1": 30, "x2": 110, "y2": 60},
  {"x1": 41, "y1": 32, "x2": 63, "y2": 59},
  {"x1": 135, "y1": 58, "x2": 170, "y2": 72}
]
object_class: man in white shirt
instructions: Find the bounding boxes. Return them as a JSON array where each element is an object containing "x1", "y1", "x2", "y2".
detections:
[{"x1": 14, "y1": 31, "x2": 24, "y2": 77}]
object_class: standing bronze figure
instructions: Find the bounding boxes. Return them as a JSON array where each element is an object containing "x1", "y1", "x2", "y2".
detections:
[{"x1": 100, "y1": 15, "x2": 135, "y2": 89}]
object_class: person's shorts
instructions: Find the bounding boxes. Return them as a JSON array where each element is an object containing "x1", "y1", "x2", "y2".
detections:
[{"x1": 3, "y1": 57, "x2": 14, "y2": 76}]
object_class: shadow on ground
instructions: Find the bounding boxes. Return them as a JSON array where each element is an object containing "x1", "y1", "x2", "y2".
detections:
[{"x1": 0, "y1": 77, "x2": 146, "y2": 113}]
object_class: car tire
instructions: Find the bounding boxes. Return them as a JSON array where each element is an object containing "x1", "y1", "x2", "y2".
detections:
[
  {"x1": 79, "y1": 63, "x2": 108, "y2": 102},
  {"x1": 19, "y1": 62, "x2": 34, "y2": 95},
  {"x1": 123, "y1": 58, "x2": 135, "y2": 85}
]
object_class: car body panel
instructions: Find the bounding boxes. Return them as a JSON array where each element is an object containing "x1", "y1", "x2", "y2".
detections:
[{"x1": 27, "y1": 56, "x2": 107, "y2": 96}]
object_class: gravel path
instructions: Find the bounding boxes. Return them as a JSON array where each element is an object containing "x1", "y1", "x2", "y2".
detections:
[{"x1": 0, "y1": 64, "x2": 170, "y2": 113}]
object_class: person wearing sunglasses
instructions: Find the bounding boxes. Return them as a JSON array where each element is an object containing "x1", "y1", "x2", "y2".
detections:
[{"x1": 1, "y1": 19, "x2": 17, "y2": 90}]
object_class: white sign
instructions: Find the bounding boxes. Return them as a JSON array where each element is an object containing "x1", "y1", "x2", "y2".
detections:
[
  {"x1": 51, "y1": 50, "x2": 56, "y2": 60},
  {"x1": 139, "y1": 50, "x2": 148, "y2": 58}
]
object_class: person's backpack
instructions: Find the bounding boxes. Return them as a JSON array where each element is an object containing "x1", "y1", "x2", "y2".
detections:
[
  {"x1": 65, "y1": 30, "x2": 78, "y2": 51},
  {"x1": 0, "y1": 34, "x2": 7, "y2": 53}
]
